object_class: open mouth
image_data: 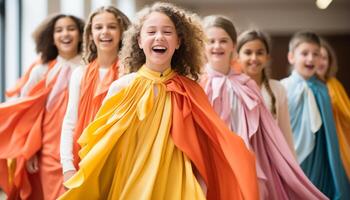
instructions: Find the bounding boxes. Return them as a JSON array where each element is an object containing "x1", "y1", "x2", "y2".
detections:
[
  {"x1": 152, "y1": 46, "x2": 167, "y2": 54},
  {"x1": 211, "y1": 51, "x2": 224, "y2": 56},
  {"x1": 61, "y1": 39, "x2": 73, "y2": 45},
  {"x1": 305, "y1": 64, "x2": 315, "y2": 70},
  {"x1": 100, "y1": 38, "x2": 113, "y2": 43}
]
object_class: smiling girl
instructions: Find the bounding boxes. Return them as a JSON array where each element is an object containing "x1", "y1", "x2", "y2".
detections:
[
  {"x1": 237, "y1": 30, "x2": 296, "y2": 156},
  {"x1": 59, "y1": 3, "x2": 259, "y2": 200},
  {"x1": 316, "y1": 38, "x2": 350, "y2": 181},
  {"x1": 0, "y1": 14, "x2": 84, "y2": 200},
  {"x1": 60, "y1": 6, "x2": 130, "y2": 184}
]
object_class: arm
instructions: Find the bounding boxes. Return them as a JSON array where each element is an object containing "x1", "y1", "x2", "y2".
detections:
[
  {"x1": 103, "y1": 73, "x2": 137, "y2": 102},
  {"x1": 60, "y1": 67, "x2": 84, "y2": 175},
  {"x1": 277, "y1": 83, "x2": 297, "y2": 159},
  {"x1": 20, "y1": 64, "x2": 47, "y2": 97}
]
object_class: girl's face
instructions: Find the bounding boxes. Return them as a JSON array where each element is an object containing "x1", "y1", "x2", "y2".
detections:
[
  {"x1": 91, "y1": 12, "x2": 121, "y2": 54},
  {"x1": 205, "y1": 27, "x2": 235, "y2": 70},
  {"x1": 238, "y1": 39, "x2": 269, "y2": 78},
  {"x1": 316, "y1": 47, "x2": 329, "y2": 79},
  {"x1": 54, "y1": 17, "x2": 80, "y2": 59},
  {"x1": 288, "y1": 42, "x2": 320, "y2": 80},
  {"x1": 138, "y1": 12, "x2": 180, "y2": 71}
]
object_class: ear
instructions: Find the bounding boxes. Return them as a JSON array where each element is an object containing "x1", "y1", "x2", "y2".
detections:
[
  {"x1": 287, "y1": 51, "x2": 294, "y2": 65},
  {"x1": 176, "y1": 38, "x2": 181, "y2": 49}
]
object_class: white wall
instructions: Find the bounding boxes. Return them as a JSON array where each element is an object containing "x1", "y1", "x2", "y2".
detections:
[{"x1": 5, "y1": 0, "x2": 20, "y2": 90}]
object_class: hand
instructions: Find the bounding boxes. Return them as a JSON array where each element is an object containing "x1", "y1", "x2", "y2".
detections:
[
  {"x1": 26, "y1": 155, "x2": 39, "y2": 174},
  {"x1": 63, "y1": 170, "x2": 76, "y2": 183}
]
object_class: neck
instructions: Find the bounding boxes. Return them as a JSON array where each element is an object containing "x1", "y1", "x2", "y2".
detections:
[
  {"x1": 59, "y1": 52, "x2": 77, "y2": 60},
  {"x1": 97, "y1": 51, "x2": 118, "y2": 69},
  {"x1": 144, "y1": 62, "x2": 171, "y2": 73},
  {"x1": 210, "y1": 62, "x2": 231, "y2": 75}
]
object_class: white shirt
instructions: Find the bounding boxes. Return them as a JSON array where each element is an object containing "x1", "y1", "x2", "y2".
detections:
[{"x1": 60, "y1": 66, "x2": 111, "y2": 173}]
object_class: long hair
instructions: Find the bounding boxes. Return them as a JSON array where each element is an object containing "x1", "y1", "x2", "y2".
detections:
[
  {"x1": 237, "y1": 29, "x2": 277, "y2": 116},
  {"x1": 32, "y1": 13, "x2": 85, "y2": 63},
  {"x1": 83, "y1": 6, "x2": 130, "y2": 63},
  {"x1": 119, "y1": 2, "x2": 205, "y2": 80},
  {"x1": 320, "y1": 37, "x2": 338, "y2": 80}
]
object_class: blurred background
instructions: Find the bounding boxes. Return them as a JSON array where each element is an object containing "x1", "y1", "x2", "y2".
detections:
[{"x1": 0, "y1": 0, "x2": 349, "y2": 102}]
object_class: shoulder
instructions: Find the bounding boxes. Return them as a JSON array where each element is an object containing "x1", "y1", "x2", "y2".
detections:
[{"x1": 109, "y1": 73, "x2": 137, "y2": 94}]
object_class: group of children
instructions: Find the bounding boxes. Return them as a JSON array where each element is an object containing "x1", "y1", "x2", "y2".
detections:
[{"x1": 0, "y1": 1, "x2": 349, "y2": 200}]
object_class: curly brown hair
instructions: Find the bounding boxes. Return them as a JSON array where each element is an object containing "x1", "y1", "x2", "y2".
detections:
[
  {"x1": 32, "y1": 13, "x2": 85, "y2": 64},
  {"x1": 120, "y1": 2, "x2": 205, "y2": 80},
  {"x1": 83, "y1": 6, "x2": 130, "y2": 63}
]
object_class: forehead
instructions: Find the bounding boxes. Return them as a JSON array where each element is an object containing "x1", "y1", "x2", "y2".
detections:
[
  {"x1": 241, "y1": 39, "x2": 266, "y2": 49},
  {"x1": 142, "y1": 12, "x2": 175, "y2": 28},
  {"x1": 205, "y1": 27, "x2": 230, "y2": 39},
  {"x1": 55, "y1": 17, "x2": 76, "y2": 27},
  {"x1": 92, "y1": 11, "x2": 118, "y2": 24},
  {"x1": 295, "y1": 42, "x2": 320, "y2": 52}
]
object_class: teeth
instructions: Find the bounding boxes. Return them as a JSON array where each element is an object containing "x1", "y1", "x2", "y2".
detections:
[{"x1": 152, "y1": 46, "x2": 166, "y2": 50}]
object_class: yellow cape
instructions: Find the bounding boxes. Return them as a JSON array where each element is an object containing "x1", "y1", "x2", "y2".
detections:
[
  {"x1": 327, "y1": 77, "x2": 350, "y2": 180},
  {"x1": 59, "y1": 66, "x2": 205, "y2": 199}
]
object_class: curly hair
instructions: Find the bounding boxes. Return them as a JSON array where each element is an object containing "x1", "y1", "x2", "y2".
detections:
[
  {"x1": 32, "y1": 13, "x2": 85, "y2": 64},
  {"x1": 237, "y1": 29, "x2": 277, "y2": 117},
  {"x1": 120, "y1": 2, "x2": 205, "y2": 80},
  {"x1": 83, "y1": 6, "x2": 130, "y2": 63},
  {"x1": 320, "y1": 37, "x2": 338, "y2": 80}
]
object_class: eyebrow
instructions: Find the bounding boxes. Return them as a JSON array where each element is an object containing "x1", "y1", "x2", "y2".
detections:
[{"x1": 145, "y1": 25, "x2": 174, "y2": 29}]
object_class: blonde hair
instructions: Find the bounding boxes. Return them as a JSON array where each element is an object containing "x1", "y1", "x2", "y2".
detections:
[
  {"x1": 237, "y1": 29, "x2": 277, "y2": 116},
  {"x1": 119, "y1": 2, "x2": 205, "y2": 80},
  {"x1": 83, "y1": 6, "x2": 130, "y2": 63},
  {"x1": 320, "y1": 37, "x2": 338, "y2": 80},
  {"x1": 289, "y1": 31, "x2": 320, "y2": 53}
]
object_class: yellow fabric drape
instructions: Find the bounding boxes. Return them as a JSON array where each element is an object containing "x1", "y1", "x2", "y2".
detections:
[
  {"x1": 327, "y1": 77, "x2": 350, "y2": 180},
  {"x1": 59, "y1": 66, "x2": 205, "y2": 200}
]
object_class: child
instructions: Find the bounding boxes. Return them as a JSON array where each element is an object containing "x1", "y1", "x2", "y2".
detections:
[
  {"x1": 281, "y1": 31, "x2": 350, "y2": 199},
  {"x1": 60, "y1": 6, "x2": 130, "y2": 183},
  {"x1": 0, "y1": 14, "x2": 84, "y2": 200},
  {"x1": 59, "y1": 2, "x2": 259, "y2": 200},
  {"x1": 316, "y1": 38, "x2": 350, "y2": 181},
  {"x1": 201, "y1": 15, "x2": 326, "y2": 199},
  {"x1": 237, "y1": 29, "x2": 296, "y2": 157}
]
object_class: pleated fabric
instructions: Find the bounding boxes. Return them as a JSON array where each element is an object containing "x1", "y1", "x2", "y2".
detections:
[
  {"x1": 202, "y1": 66, "x2": 327, "y2": 200},
  {"x1": 326, "y1": 77, "x2": 350, "y2": 181},
  {"x1": 59, "y1": 66, "x2": 259, "y2": 200}
]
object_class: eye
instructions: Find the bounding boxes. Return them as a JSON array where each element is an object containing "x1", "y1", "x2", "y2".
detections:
[
  {"x1": 243, "y1": 49, "x2": 252, "y2": 55},
  {"x1": 54, "y1": 28, "x2": 63, "y2": 33},
  {"x1": 93, "y1": 25, "x2": 102, "y2": 30}
]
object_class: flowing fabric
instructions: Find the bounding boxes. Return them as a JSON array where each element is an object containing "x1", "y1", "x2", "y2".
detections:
[
  {"x1": 0, "y1": 60, "x2": 57, "y2": 200},
  {"x1": 39, "y1": 62, "x2": 75, "y2": 200},
  {"x1": 299, "y1": 76, "x2": 350, "y2": 200},
  {"x1": 202, "y1": 66, "x2": 327, "y2": 200},
  {"x1": 281, "y1": 70, "x2": 322, "y2": 163},
  {"x1": 72, "y1": 59, "x2": 119, "y2": 168},
  {"x1": 327, "y1": 77, "x2": 350, "y2": 181},
  {"x1": 5, "y1": 59, "x2": 41, "y2": 97},
  {"x1": 59, "y1": 66, "x2": 259, "y2": 200}
]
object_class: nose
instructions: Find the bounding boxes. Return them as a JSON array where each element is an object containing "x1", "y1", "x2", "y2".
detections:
[
  {"x1": 155, "y1": 31, "x2": 164, "y2": 41},
  {"x1": 251, "y1": 53, "x2": 257, "y2": 60},
  {"x1": 213, "y1": 41, "x2": 220, "y2": 48}
]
